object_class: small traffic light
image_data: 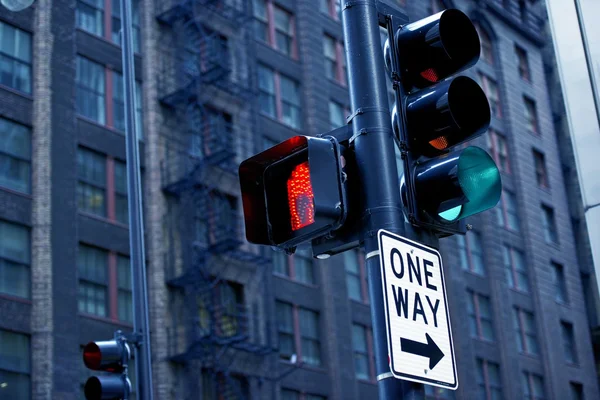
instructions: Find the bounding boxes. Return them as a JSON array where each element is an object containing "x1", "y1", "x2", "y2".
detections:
[
  {"x1": 385, "y1": 9, "x2": 501, "y2": 232},
  {"x1": 239, "y1": 135, "x2": 347, "y2": 249},
  {"x1": 83, "y1": 339, "x2": 131, "y2": 400}
]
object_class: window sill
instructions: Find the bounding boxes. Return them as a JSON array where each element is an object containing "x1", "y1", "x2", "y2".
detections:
[
  {"x1": 0, "y1": 185, "x2": 32, "y2": 199},
  {"x1": 279, "y1": 359, "x2": 327, "y2": 373},
  {"x1": 509, "y1": 287, "x2": 530, "y2": 296},
  {"x1": 80, "y1": 312, "x2": 133, "y2": 327},
  {"x1": 517, "y1": 351, "x2": 540, "y2": 360},
  {"x1": 78, "y1": 211, "x2": 129, "y2": 229},
  {"x1": 462, "y1": 269, "x2": 486, "y2": 279},
  {"x1": 272, "y1": 273, "x2": 318, "y2": 289},
  {"x1": 76, "y1": 115, "x2": 144, "y2": 142},
  {"x1": 75, "y1": 28, "x2": 142, "y2": 58},
  {"x1": 0, "y1": 84, "x2": 33, "y2": 100},
  {"x1": 0, "y1": 293, "x2": 32, "y2": 304},
  {"x1": 537, "y1": 185, "x2": 551, "y2": 194},
  {"x1": 472, "y1": 337, "x2": 496, "y2": 345},
  {"x1": 327, "y1": 77, "x2": 348, "y2": 89},
  {"x1": 350, "y1": 298, "x2": 370, "y2": 307},
  {"x1": 565, "y1": 361, "x2": 580, "y2": 368},
  {"x1": 258, "y1": 112, "x2": 303, "y2": 133}
]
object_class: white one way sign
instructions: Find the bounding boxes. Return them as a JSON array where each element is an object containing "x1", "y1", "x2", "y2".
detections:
[{"x1": 378, "y1": 229, "x2": 458, "y2": 390}]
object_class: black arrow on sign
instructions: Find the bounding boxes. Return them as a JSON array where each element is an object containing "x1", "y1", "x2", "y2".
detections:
[{"x1": 400, "y1": 333, "x2": 444, "y2": 370}]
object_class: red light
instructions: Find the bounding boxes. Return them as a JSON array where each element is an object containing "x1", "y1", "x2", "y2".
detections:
[
  {"x1": 420, "y1": 68, "x2": 439, "y2": 82},
  {"x1": 83, "y1": 343, "x2": 102, "y2": 370},
  {"x1": 287, "y1": 162, "x2": 315, "y2": 231}
]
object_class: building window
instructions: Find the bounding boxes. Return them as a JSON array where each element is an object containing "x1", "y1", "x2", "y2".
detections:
[
  {"x1": 561, "y1": 321, "x2": 577, "y2": 364},
  {"x1": 77, "y1": 147, "x2": 107, "y2": 217},
  {"x1": 478, "y1": 27, "x2": 494, "y2": 65},
  {"x1": 329, "y1": 100, "x2": 345, "y2": 129},
  {"x1": 323, "y1": 35, "x2": 346, "y2": 86},
  {"x1": 78, "y1": 244, "x2": 108, "y2": 317},
  {"x1": 541, "y1": 205, "x2": 558, "y2": 245},
  {"x1": 345, "y1": 250, "x2": 367, "y2": 303},
  {"x1": 352, "y1": 324, "x2": 373, "y2": 381},
  {"x1": 0, "y1": 220, "x2": 30, "y2": 299},
  {"x1": 457, "y1": 231, "x2": 485, "y2": 275},
  {"x1": 293, "y1": 248, "x2": 315, "y2": 285},
  {"x1": 114, "y1": 160, "x2": 128, "y2": 224},
  {"x1": 272, "y1": 250, "x2": 289, "y2": 276},
  {"x1": 276, "y1": 301, "x2": 295, "y2": 361},
  {"x1": 113, "y1": 72, "x2": 144, "y2": 139},
  {"x1": 111, "y1": 0, "x2": 141, "y2": 53},
  {"x1": 424, "y1": 386, "x2": 454, "y2": 399},
  {"x1": 0, "y1": 330, "x2": 30, "y2": 400},
  {"x1": 0, "y1": 118, "x2": 31, "y2": 194},
  {"x1": 476, "y1": 359, "x2": 502, "y2": 400},
  {"x1": 253, "y1": 0, "x2": 296, "y2": 58},
  {"x1": 552, "y1": 262, "x2": 568, "y2": 304},
  {"x1": 0, "y1": 22, "x2": 32, "y2": 94},
  {"x1": 487, "y1": 130, "x2": 510, "y2": 174},
  {"x1": 516, "y1": 45, "x2": 530, "y2": 81},
  {"x1": 299, "y1": 308, "x2": 321, "y2": 366},
  {"x1": 77, "y1": 147, "x2": 131, "y2": 224},
  {"x1": 117, "y1": 255, "x2": 132, "y2": 323},
  {"x1": 503, "y1": 245, "x2": 529, "y2": 292},
  {"x1": 276, "y1": 302, "x2": 321, "y2": 366},
  {"x1": 514, "y1": 308, "x2": 539, "y2": 356},
  {"x1": 533, "y1": 150, "x2": 548, "y2": 188},
  {"x1": 467, "y1": 290, "x2": 494, "y2": 341},
  {"x1": 258, "y1": 64, "x2": 302, "y2": 129},
  {"x1": 480, "y1": 74, "x2": 501, "y2": 119},
  {"x1": 320, "y1": 0, "x2": 341, "y2": 20},
  {"x1": 76, "y1": 0, "x2": 141, "y2": 53},
  {"x1": 518, "y1": 0, "x2": 527, "y2": 22},
  {"x1": 76, "y1": 56, "x2": 106, "y2": 124},
  {"x1": 524, "y1": 97, "x2": 539, "y2": 134},
  {"x1": 570, "y1": 382, "x2": 584, "y2": 400},
  {"x1": 522, "y1": 372, "x2": 545, "y2": 400},
  {"x1": 496, "y1": 190, "x2": 520, "y2": 231}
]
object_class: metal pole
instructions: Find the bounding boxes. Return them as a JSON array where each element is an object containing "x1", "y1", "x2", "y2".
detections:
[
  {"x1": 120, "y1": 1, "x2": 154, "y2": 399},
  {"x1": 341, "y1": 1, "x2": 424, "y2": 399}
]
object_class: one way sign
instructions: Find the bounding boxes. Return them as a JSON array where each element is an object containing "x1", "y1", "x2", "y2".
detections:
[{"x1": 378, "y1": 230, "x2": 458, "y2": 389}]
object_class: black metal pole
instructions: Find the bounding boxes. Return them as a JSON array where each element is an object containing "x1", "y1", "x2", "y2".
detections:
[
  {"x1": 341, "y1": 1, "x2": 423, "y2": 399},
  {"x1": 120, "y1": 1, "x2": 154, "y2": 399}
]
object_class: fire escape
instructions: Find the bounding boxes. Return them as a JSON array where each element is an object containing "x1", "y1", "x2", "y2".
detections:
[{"x1": 156, "y1": 0, "x2": 272, "y2": 398}]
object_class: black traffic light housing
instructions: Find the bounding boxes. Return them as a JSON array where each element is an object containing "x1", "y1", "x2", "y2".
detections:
[
  {"x1": 385, "y1": 8, "x2": 501, "y2": 235},
  {"x1": 239, "y1": 134, "x2": 348, "y2": 249},
  {"x1": 83, "y1": 338, "x2": 131, "y2": 400}
]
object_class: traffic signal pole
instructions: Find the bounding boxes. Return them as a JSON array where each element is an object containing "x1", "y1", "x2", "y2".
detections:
[
  {"x1": 120, "y1": 0, "x2": 154, "y2": 399},
  {"x1": 341, "y1": 1, "x2": 424, "y2": 399}
]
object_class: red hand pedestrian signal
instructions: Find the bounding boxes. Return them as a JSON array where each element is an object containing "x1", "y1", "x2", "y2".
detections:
[{"x1": 287, "y1": 162, "x2": 315, "y2": 231}]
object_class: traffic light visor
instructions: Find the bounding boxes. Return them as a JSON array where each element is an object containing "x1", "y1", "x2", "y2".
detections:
[{"x1": 438, "y1": 146, "x2": 501, "y2": 221}]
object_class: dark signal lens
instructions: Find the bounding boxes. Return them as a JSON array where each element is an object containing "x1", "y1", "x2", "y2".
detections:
[{"x1": 287, "y1": 162, "x2": 315, "y2": 231}]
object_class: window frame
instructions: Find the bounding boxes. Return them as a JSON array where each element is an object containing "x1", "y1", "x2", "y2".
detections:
[
  {"x1": 0, "y1": 329, "x2": 31, "y2": 399},
  {"x1": 541, "y1": 205, "x2": 558, "y2": 245},
  {"x1": 352, "y1": 323, "x2": 375, "y2": 382},
  {"x1": 514, "y1": 308, "x2": 539, "y2": 356},
  {"x1": 0, "y1": 118, "x2": 32, "y2": 194},
  {"x1": 257, "y1": 64, "x2": 302, "y2": 129},
  {"x1": 496, "y1": 190, "x2": 520, "y2": 232},
  {"x1": 488, "y1": 130, "x2": 510, "y2": 174},
  {"x1": 323, "y1": 35, "x2": 347, "y2": 86},
  {"x1": 345, "y1": 250, "x2": 369, "y2": 303},
  {"x1": 503, "y1": 245, "x2": 529, "y2": 293},
  {"x1": 457, "y1": 231, "x2": 485, "y2": 276},
  {"x1": 467, "y1": 290, "x2": 495, "y2": 342},
  {"x1": 551, "y1": 261, "x2": 568, "y2": 304},
  {"x1": 0, "y1": 220, "x2": 31, "y2": 300},
  {"x1": 253, "y1": 0, "x2": 297, "y2": 59},
  {"x1": 480, "y1": 73, "x2": 502, "y2": 119},
  {"x1": 522, "y1": 371, "x2": 545, "y2": 400},
  {"x1": 561, "y1": 321, "x2": 578, "y2": 365},
  {"x1": 524, "y1": 96, "x2": 539, "y2": 135},
  {"x1": 320, "y1": 0, "x2": 341, "y2": 21},
  {"x1": 533, "y1": 149, "x2": 549, "y2": 189},
  {"x1": 515, "y1": 44, "x2": 531, "y2": 81},
  {"x1": 76, "y1": 0, "x2": 141, "y2": 53},
  {"x1": 276, "y1": 301, "x2": 322, "y2": 367},
  {"x1": 0, "y1": 21, "x2": 33, "y2": 94},
  {"x1": 477, "y1": 358, "x2": 502, "y2": 400}
]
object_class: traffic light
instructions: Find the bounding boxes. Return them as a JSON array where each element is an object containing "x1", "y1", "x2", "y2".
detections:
[
  {"x1": 83, "y1": 339, "x2": 131, "y2": 400},
  {"x1": 384, "y1": 8, "x2": 501, "y2": 232},
  {"x1": 239, "y1": 134, "x2": 348, "y2": 250}
]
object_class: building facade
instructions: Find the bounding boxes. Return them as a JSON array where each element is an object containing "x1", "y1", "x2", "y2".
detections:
[{"x1": 0, "y1": 0, "x2": 598, "y2": 399}]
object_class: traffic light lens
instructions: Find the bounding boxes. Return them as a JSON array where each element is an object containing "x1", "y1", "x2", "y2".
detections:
[
  {"x1": 420, "y1": 68, "x2": 439, "y2": 82},
  {"x1": 84, "y1": 377, "x2": 102, "y2": 400},
  {"x1": 438, "y1": 146, "x2": 501, "y2": 221},
  {"x1": 83, "y1": 343, "x2": 102, "y2": 370},
  {"x1": 438, "y1": 9, "x2": 480, "y2": 71},
  {"x1": 429, "y1": 136, "x2": 449, "y2": 150},
  {"x1": 447, "y1": 76, "x2": 490, "y2": 138},
  {"x1": 287, "y1": 162, "x2": 315, "y2": 231}
]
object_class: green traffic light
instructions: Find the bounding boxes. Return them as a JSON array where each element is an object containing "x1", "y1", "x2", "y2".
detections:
[{"x1": 438, "y1": 146, "x2": 502, "y2": 222}]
